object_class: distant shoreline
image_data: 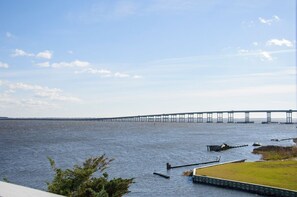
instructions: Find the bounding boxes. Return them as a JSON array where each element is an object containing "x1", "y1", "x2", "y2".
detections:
[{"x1": 0, "y1": 117, "x2": 102, "y2": 121}]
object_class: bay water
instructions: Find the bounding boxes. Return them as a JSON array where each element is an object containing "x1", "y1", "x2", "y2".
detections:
[{"x1": 0, "y1": 120, "x2": 296, "y2": 196}]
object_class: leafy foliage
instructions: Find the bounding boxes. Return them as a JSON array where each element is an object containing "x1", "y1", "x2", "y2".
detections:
[{"x1": 47, "y1": 155, "x2": 133, "y2": 197}]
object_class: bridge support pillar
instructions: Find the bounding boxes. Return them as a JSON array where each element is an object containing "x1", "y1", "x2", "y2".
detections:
[
  {"x1": 217, "y1": 112, "x2": 223, "y2": 123},
  {"x1": 188, "y1": 113, "x2": 194, "y2": 123},
  {"x1": 148, "y1": 116, "x2": 154, "y2": 122},
  {"x1": 197, "y1": 113, "x2": 203, "y2": 123},
  {"x1": 286, "y1": 111, "x2": 292, "y2": 124},
  {"x1": 228, "y1": 112, "x2": 234, "y2": 123},
  {"x1": 267, "y1": 112, "x2": 271, "y2": 123},
  {"x1": 155, "y1": 115, "x2": 161, "y2": 122},
  {"x1": 163, "y1": 115, "x2": 169, "y2": 122},
  {"x1": 245, "y1": 112, "x2": 250, "y2": 123},
  {"x1": 171, "y1": 114, "x2": 177, "y2": 122},
  {"x1": 179, "y1": 114, "x2": 185, "y2": 122},
  {"x1": 207, "y1": 113, "x2": 213, "y2": 123}
]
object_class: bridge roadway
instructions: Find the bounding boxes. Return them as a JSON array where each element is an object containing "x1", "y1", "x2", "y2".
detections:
[{"x1": 99, "y1": 109, "x2": 297, "y2": 124}]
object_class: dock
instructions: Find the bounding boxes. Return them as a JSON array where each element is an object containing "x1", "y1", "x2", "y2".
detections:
[{"x1": 166, "y1": 157, "x2": 220, "y2": 170}]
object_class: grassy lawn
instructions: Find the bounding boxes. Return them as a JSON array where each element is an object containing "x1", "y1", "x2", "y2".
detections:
[
  {"x1": 253, "y1": 145, "x2": 297, "y2": 160},
  {"x1": 195, "y1": 160, "x2": 297, "y2": 191}
]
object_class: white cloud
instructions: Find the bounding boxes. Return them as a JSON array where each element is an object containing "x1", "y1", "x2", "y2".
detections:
[
  {"x1": 249, "y1": 67, "x2": 296, "y2": 77},
  {"x1": 36, "y1": 60, "x2": 142, "y2": 79},
  {"x1": 36, "y1": 50, "x2": 53, "y2": 59},
  {"x1": 36, "y1": 62, "x2": 50, "y2": 67},
  {"x1": 75, "y1": 67, "x2": 142, "y2": 79},
  {"x1": 75, "y1": 68, "x2": 112, "y2": 76},
  {"x1": 236, "y1": 49, "x2": 292, "y2": 61},
  {"x1": 51, "y1": 60, "x2": 91, "y2": 68},
  {"x1": 0, "y1": 61, "x2": 9, "y2": 68},
  {"x1": 12, "y1": 49, "x2": 53, "y2": 59},
  {"x1": 238, "y1": 49, "x2": 249, "y2": 54},
  {"x1": 114, "y1": 72, "x2": 130, "y2": 78},
  {"x1": 252, "y1": 42, "x2": 258, "y2": 46},
  {"x1": 36, "y1": 60, "x2": 91, "y2": 68},
  {"x1": 258, "y1": 15, "x2": 280, "y2": 25},
  {"x1": 133, "y1": 75, "x2": 143, "y2": 79},
  {"x1": 4, "y1": 81, "x2": 81, "y2": 102},
  {"x1": 259, "y1": 51, "x2": 273, "y2": 61},
  {"x1": 266, "y1": 39, "x2": 293, "y2": 47},
  {"x1": 12, "y1": 49, "x2": 34, "y2": 57},
  {"x1": 68, "y1": 50, "x2": 74, "y2": 54},
  {"x1": 20, "y1": 99, "x2": 55, "y2": 107}
]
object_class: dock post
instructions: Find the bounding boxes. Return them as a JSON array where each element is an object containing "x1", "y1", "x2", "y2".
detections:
[
  {"x1": 217, "y1": 112, "x2": 223, "y2": 123},
  {"x1": 245, "y1": 112, "x2": 250, "y2": 123},
  {"x1": 207, "y1": 113, "x2": 213, "y2": 123},
  {"x1": 286, "y1": 110, "x2": 292, "y2": 124},
  {"x1": 267, "y1": 112, "x2": 271, "y2": 123},
  {"x1": 228, "y1": 112, "x2": 234, "y2": 123}
]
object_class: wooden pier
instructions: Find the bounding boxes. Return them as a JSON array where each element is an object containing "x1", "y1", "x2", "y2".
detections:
[{"x1": 166, "y1": 157, "x2": 221, "y2": 170}]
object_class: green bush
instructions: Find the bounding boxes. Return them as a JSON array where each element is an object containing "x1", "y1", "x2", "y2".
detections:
[{"x1": 47, "y1": 155, "x2": 133, "y2": 197}]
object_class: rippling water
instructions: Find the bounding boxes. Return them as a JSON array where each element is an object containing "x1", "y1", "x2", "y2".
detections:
[{"x1": 0, "y1": 120, "x2": 296, "y2": 196}]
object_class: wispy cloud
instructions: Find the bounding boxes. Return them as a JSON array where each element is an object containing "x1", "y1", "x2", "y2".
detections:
[
  {"x1": 75, "y1": 68, "x2": 112, "y2": 77},
  {"x1": 75, "y1": 67, "x2": 142, "y2": 79},
  {"x1": 12, "y1": 49, "x2": 34, "y2": 57},
  {"x1": 266, "y1": 39, "x2": 293, "y2": 47},
  {"x1": 12, "y1": 49, "x2": 53, "y2": 59},
  {"x1": 252, "y1": 42, "x2": 258, "y2": 46},
  {"x1": 258, "y1": 15, "x2": 280, "y2": 25},
  {"x1": 1, "y1": 81, "x2": 81, "y2": 103},
  {"x1": 249, "y1": 67, "x2": 296, "y2": 77},
  {"x1": 259, "y1": 51, "x2": 273, "y2": 61},
  {"x1": 237, "y1": 48, "x2": 295, "y2": 61},
  {"x1": 212, "y1": 67, "x2": 296, "y2": 84},
  {"x1": 37, "y1": 60, "x2": 142, "y2": 79},
  {"x1": 153, "y1": 48, "x2": 295, "y2": 65},
  {"x1": 114, "y1": 72, "x2": 130, "y2": 78},
  {"x1": 0, "y1": 61, "x2": 9, "y2": 68},
  {"x1": 37, "y1": 60, "x2": 91, "y2": 68},
  {"x1": 36, "y1": 50, "x2": 53, "y2": 59},
  {"x1": 5, "y1": 32, "x2": 16, "y2": 39},
  {"x1": 196, "y1": 85, "x2": 295, "y2": 98}
]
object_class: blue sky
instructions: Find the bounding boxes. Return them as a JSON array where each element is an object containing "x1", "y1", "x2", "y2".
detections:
[{"x1": 0, "y1": 0, "x2": 296, "y2": 117}]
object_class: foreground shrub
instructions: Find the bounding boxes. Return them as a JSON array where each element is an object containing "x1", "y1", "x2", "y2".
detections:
[{"x1": 47, "y1": 155, "x2": 133, "y2": 197}]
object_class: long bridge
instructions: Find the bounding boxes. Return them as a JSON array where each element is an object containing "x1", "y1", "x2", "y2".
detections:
[{"x1": 99, "y1": 109, "x2": 297, "y2": 124}]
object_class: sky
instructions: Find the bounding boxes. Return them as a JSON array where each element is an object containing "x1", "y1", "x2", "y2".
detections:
[{"x1": 0, "y1": 0, "x2": 296, "y2": 118}]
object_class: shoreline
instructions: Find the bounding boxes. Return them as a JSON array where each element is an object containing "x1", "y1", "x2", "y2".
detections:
[{"x1": 192, "y1": 142, "x2": 297, "y2": 196}]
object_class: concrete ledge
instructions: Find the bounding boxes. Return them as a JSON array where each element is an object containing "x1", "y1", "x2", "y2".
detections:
[
  {"x1": 192, "y1": 175, "x2": 297, "y2": 197},
  {"x1": 0, "y1": 181, "x2": 64, "y2": 197}
]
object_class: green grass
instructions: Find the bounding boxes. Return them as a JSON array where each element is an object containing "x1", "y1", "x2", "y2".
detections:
[
  {"x1": 253, "y1": 145, "x2": 297, "y2": 160},
  {"x1": 195, "y1": 160, "x2": 297, "y2": 191}
]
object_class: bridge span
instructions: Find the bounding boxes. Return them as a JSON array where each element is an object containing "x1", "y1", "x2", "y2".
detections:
[{"x1": 99, "y1": 109, "x2": 297, "y2": 124}]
